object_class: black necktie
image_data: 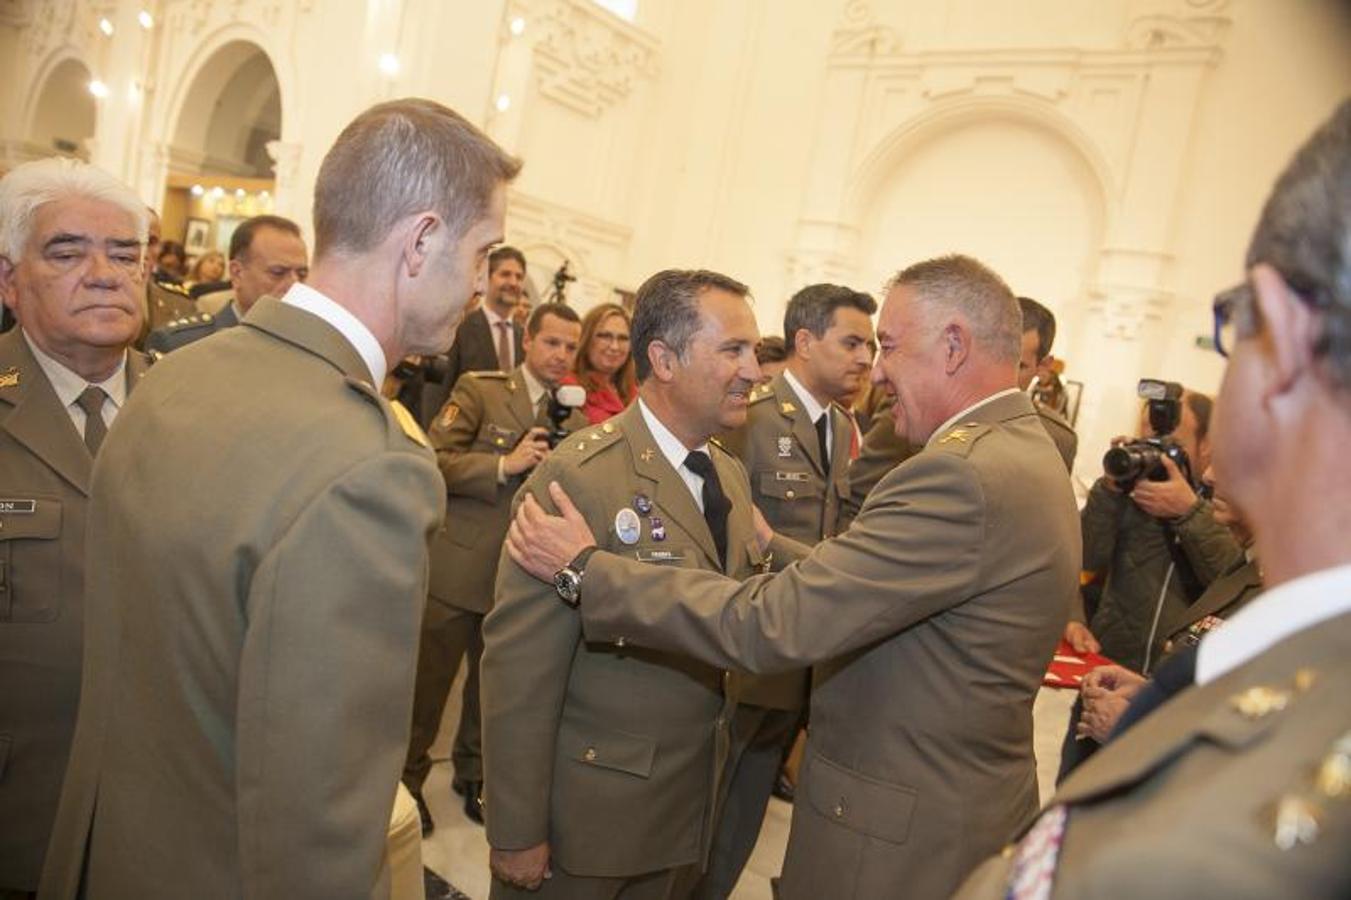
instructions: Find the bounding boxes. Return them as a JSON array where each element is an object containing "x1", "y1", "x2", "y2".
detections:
[
  {"x1": 683, "y1": 451, "x2": 730, "y2": 570},
  {"x1": 814, "y1": 412, "x2": 830, "y2": 468}
]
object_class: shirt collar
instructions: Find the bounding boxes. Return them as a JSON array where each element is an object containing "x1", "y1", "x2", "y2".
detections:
[
  {"x1": 926, "y1": 387, "x2": 1021, "y2": 447},
  {"x1": 279, "y1": 282, "x2": 387, "y2": 386},
  {"x1": 1196, "y1": 561, "x2": 1351, "y2": 685},
  {"x1": 22, "y1": 329, "x2": 128, "y2": 411},
  {"x1": 638, "y1": 398, "x2": 708, "y2": 470},
  {"x1": 782, "y1": 368, "x2": 829, "y2": 424},
  {"x1": 482, "y1": 303, "x2": 511, "y2": 330},
  {"x1": 518, "y1": 364, "x2": 549, "y2": 407}
]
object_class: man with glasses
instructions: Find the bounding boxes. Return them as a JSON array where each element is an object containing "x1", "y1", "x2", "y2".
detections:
[
  {"x1": 0, "y1": 158, "x2": 152, "y2": 898},
  {"x1": 954, "y1": 98, "x2": 1351, "y2": 899}
]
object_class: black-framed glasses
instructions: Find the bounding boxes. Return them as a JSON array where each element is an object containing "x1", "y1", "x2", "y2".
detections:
[{"x1": 1212, "y1": 282, "x2": 1253, "y2": 359}]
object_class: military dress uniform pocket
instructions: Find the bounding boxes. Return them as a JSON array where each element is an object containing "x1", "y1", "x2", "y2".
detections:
[
  {"x1": 805, "y1": 751, "x2": 917, "y2": 845},
  {"x1": 0, "y1": 494, "x2": 63, "y2": 623},
  {"x1": 561, "y1": 721, "x2": 658, "y2": 779},
  {"x1": 757, "y1": 470, "x2": 823, "y2": 505}
]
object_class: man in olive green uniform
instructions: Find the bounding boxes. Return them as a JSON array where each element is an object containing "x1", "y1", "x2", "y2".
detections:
[
  {"x1": 953, "y1": 96, "x2": 1351, "y2": 900},
  {"x1": 405, "y1": 302, "x2": 585, "y2": 830},
  {"x1": 135, "y1": 209, "x2": 195, "y2": 349},
  {"x1": 482, "y1": 270, "x2": 766, "y2": 898},
  {"x1": 38, "y1": 98, "x2": 520, "y2": 900},
  {"x1": 838, "y1": 391, "x2": 917, "y2": 529},
  {"x1": 700, "y1": 283, "x2": 875, "y2": 899},
  {"x1": 507, "y1": 255, "x2": 1081, "y2": 900},
  {"x1": 0, "y1": 158, "x2": 150, "y2": 898},
  {"x1": 1017, "y1": 296, "x2": 1077, "y2": 471}
]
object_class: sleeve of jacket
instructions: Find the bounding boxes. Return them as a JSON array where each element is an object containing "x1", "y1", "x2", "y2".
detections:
[
  {"x1": 1080, "y1": 477, "x2": 1127, "y2": 574},
  {"x1": 481, "y1": 458, "x2": 583, "y2": 851},
  {"x1": 1172, "y1": 499, "x2": 1244, "y2": 587},
  {"x1": 431, "y1": 377, "x2": 501, "y2": 503},
  {"x1": 579, "y1": 451, "x2": 984, "y2": 674},
  {"x1": 839, "y1": 398, "x2": 917, "y2": 530},
  {"x1": 234, "y1": 450, "x2": 442, "y2": 898}
]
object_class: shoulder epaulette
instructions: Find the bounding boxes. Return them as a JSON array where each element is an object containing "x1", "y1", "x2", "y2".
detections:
[
  {"x1": 566, "y1": 420, "x2": 624, "y2": 463},
  {"x1": 162, "y1": 312, "x2": 216, "y2": 332},
  {"x1": 932, "y1": 421, "x2": 993, "y2": 457},
  {"x1": 748, "y1": 383, "x2": 775, "y2": 404},
  {"x1": 466, "y1": 370, "x2": 510, "y2": 379},
  {"x1": 155, "y1": 280, "x2": 191, "y2": 297}
]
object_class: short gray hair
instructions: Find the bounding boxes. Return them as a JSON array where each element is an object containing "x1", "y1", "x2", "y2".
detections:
[
  {"x1": 1245, "y1": 98, "x2": 1351, "y2": 393},
  {"x1": 0, "y1": 157, "x2": 148, "y2": 261},
  {"x1": 631, "y1": 269, "x2": 750, "y2": 382},
  {"x1": 313, "y1": 98, "x2": 522, "y2": 259},
  {"x1": 889, "y1": 254, "x2": 1020, "y2": 364}
]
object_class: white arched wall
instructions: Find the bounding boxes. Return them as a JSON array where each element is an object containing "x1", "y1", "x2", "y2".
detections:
[{"x1": 25, "y1": 53, "x2": 97, "y2": 159}]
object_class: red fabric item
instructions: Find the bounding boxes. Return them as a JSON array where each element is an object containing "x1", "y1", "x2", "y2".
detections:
[
  {"x1": 1043, "y1": 639, "x2": 1116, "y2": 689},
  {"x1": 561, "y1": 373, "x2": 635, "y2": 425}
]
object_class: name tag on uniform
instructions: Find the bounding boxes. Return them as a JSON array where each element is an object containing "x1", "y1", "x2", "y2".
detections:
[
  {"x1": 635, "y1": 548, "x2": 686, "y2": 563},
  {"x1": 774, "y1": 471, "x2": 810, "y2": 482},
  {"x1": 487, "y1": 424, "x2": 517, "y2": 448},
  {"x1": 0, "y1": 499, "x2": 37, "y2": 514}
]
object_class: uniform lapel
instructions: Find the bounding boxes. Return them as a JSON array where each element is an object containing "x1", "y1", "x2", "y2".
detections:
[
  {"x1": 828, "y1": 403, "x2": 853, "y2": 479},
  {"x1": 774, "y1": 373, "x2": 825, "y2": 477},
  {"x1": 714, "y1": 443, "x2": 757, "y2": 575},
  {"x1": 1159, "y1": 559, "x2": 1262, "y2": 640},
  {"x1": 503, "y1": 367, "x2": 537, "y2": 430},
  {"x1": 242, "y1": 297, "x2": 371, "y2": 384},
  {"x1": 619, "y1": 405, "x2": 721, "y2": 569},
  {"x1": 0, "y1": 331, "x2": 93, "y2": 496}
]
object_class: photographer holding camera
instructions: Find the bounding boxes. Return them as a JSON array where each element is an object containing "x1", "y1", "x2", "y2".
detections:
[
  {"x1": 401, "y1": 302, "x2": 586, "y2": 832},
  {"x1": 1059, "y1": 381, "x2": 1242, "y2": 779}
]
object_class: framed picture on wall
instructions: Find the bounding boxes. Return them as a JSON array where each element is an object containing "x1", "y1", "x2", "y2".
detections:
[{"x1": 184, "y1": 218, "x2": 211, "y2": 254}]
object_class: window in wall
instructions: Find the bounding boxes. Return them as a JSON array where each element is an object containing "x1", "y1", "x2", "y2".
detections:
[{"x1": 591, "y1": 0, "x2": 637, "y2": 22}]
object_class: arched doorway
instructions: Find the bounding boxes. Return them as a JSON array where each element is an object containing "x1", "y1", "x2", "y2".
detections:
[
  {"x1": 27, "y1": 57, "x2": 97, "y2": 159},
  {"x1": 160, "y1": 41, "x2": 282, "y2": 278}
]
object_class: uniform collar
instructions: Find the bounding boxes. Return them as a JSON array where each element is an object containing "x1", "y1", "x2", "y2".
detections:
[
  {"x1": 781, "y1": 368, "x2": 829, "y2": 424},
  {"x1": 638, "y1": 397, "x2": 708, "y2": 469},
  {"x1": 926, "y1": 387, "x2": 1022, "y2": 447},
  {"x1": 279, "y1": 282, "x2": 386, "y2": 386},
  {"x1": 21, "y1": 329, "x2": 128, "y2": 413},
  {"x1": 518, "y1": 363, "x2": 549, "y2": 407}
]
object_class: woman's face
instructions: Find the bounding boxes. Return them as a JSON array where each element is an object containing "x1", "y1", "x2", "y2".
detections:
[
  {"x1": 199, "y1": 253, "x2": 225, "y2": 282},
  {"x1": 588, "y1": 312, "x2": 631, "y2": 377}
]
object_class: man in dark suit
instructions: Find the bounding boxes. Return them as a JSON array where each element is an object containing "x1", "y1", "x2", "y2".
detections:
[
  {"x1": 507, "y1": 255, "x2": 1081, "y2": 899},
  {"x1": 954, "y1": 98, "x2": 1351, "y2": 900},
  {"x1": 418, "y1": 245, "x2": 526, "y2": 425},
  {"x1": 38, "y1": 98, "x2": 521, "y2": 900},
  {"x1": 0, "y1": 157, "x2": 151, "y2": 898},
  {"x1": 145, "y1": 214, "x2": 308, "y2": 355}
]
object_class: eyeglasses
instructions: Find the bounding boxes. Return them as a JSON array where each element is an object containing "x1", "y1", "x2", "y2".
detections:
[
  {"x1": 1211, "y1": 282, "x2": 1252, "y2": 359},
  {"x1": 594, "y1": 330, "x2": 630, "y2": 346}
]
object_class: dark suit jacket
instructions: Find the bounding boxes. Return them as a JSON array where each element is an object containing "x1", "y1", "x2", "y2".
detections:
[
  {"x1": 0, "y1": 333, "x2": 148, "y2": 891},
  {"x1": 579, "y1": 392, "x2": 1081, "y2": 899},
  {"x1": 419, "y1": 307, "x2": 523, "y2": 426},
  {"x1": 38, "y1": 299, "x2": 445, "y2": 900}
]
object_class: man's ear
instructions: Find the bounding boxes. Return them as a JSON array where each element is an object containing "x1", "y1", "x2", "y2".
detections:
[
  {"x1": 793, "y1": 327, "x2": 813, "y2": 359},
  {"x1": 647, "y1": 339, "x2": 678, "y2": 383},
  {"x1": 401, "y1": 212, "x2": 443, "y2": 279},
  {"x1": 1251, "y1": 263, "x2": 1315, "y2": 397},
  {"x1": 943, "y1": 320, "x2": 971, "y2": 374}
]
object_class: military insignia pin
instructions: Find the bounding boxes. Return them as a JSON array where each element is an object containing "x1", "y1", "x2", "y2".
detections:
[
  {"x1": 640, "y1": 448, "x2": 656, "y2": 463},
  {"x1": 777, "y1": 436, "x2": 793, "y2": 458},
  {"x1": 0, "y1": 367, "x2": 19, "y2": 388},
  {"x1": 650, "y1": 516, "x2": 666, "y2": 541},
  {"x1": 615, "y1": 508, "x2": 641, "y2": 545},
  {"x1": 602, "y1": 422, "x2": 616, "y2": 434},
  {"x1": 634, "y1": 493, "x2": 653, "y2": 515},
  {"x1": 939, "y1": 428, "x2": 969, "y2": 444},
  {"x1": 780, "y1": 401, "x2": 797, "y2": 414}
]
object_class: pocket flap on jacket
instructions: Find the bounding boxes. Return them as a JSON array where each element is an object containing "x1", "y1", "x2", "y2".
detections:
[
  {"x1": 805, "y1": 751, "x2": 917, "y2": 844},
  {"x1": 757, "y1": 471, "x2": 823, "y2": 501},
  {"x1": 0, "y1": 496, "x2": 61, "y2": 541},
  {"x1": 563, "y1": 724, "x2": 657, "y2": 779}
]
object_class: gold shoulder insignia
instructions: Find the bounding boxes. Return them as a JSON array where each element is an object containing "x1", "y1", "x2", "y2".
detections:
[
  {"x1": 391, "y1": 400, "x2": 430, "y2": 449},
  {"x1": 939, "y1": 428, "x2": 970, "y2": 445},
  {"x1": 0, "y1": 367, "x2": 19, "y2": 388},
  {"x1": 468, "y1": 370, "x2": 510, "y2": 379},
  {"x1": 749, "y1": 384, "x2": 773, "y2": 403},
  {"x1": 780, "y1": 400, "x2": 797, "y2": 415}
]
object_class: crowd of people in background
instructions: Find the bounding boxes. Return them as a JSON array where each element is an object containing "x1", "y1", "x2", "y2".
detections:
[{"x1": 0, "y1": 93, "x2": 1347, "y2": 900}]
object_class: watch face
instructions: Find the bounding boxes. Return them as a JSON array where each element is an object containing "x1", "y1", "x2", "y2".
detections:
[{"x1": 554, "y1": 568, "x2": 580, "y2": 606}]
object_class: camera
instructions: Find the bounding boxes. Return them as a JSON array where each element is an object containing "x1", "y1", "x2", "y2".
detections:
[
  {"x1": 391, "y1": 353, "x2": 453, "y2": 384},
  {"x1": 546, "y1": 384, "x2": 587, "y2": 448},
  {"x1": 1102, "y1": 379, "x2": 1194, "y2": 491}
]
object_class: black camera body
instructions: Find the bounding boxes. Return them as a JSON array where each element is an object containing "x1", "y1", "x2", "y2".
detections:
[
  {"x1": 1102, "y1": 379, "x2": 1193, "y2": 491},
  {"x1": 546, "y1": 384, "x2": 587, "y2": 449}
]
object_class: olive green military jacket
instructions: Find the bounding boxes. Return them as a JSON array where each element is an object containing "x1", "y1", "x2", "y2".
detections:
[
  {"x1": 719, "y1": 372, "x2": 852, "y2": 710},
  {"x1": 1036, "y1": 403, "x2": 1078, "y2": 472},
  {"x1": 426, "y1": 367, "x2": 586, "y2": 614},
  {"x1": 839, "y1": 392, "x2": 917, "y2": 530},
  {"x1": 39, "y1": 298, "x2": 444, "y2": 900},
  {"x1": 482, "y1": 402, "x2": 761, "y2": 879},
  {"x1": 135, "y1": 280, "x2": 195, "y2": 349},
  {"x1": 576, "y1": 391, "x2": 1080, "y2": 900},
  {"x1": 955, "y1": 610, "x2": 1351, "y2": 899},
  {"x1": 0, "y1": 332, "x2": 149, "y2": 892}
]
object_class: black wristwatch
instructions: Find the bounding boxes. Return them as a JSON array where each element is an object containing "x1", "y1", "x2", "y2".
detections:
[{"x1": 554, "y1": 546, "x2": 600, "y2": 607}]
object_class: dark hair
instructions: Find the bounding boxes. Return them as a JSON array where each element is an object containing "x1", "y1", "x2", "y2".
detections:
[
  {"x1": 1185, "y1": 390, "x2": 1214, "y2": 441},
  {"x1": 575, "y1": 302, "x2": 637, "y2": 400},
  {"x1": 1017, "y1": 296, "x2": 1057, "y2": 361},
  {"x1": 158, "y1": 240, "x2": 185, "y2": 262},
  {"x1": 755, "y1": 335, "x2": 788, "y2": 365},
  {"x1": 1246, "y1": 99, "x2": 1351, "y2": 393},
  {"x1": 631, "y1": 269, "x2": 750, "y2": 383},
  {"x1": 229, "y1": 214, "x2": 303, "y2": 261},
  {"x1": 783, "y1": 283, "x2": 877, "y2": 353},
  {"x1": 489, "y1": 245, "x2": 526, "y2": 275},
  {"x1": 526, "y1": 301, "x2": 580, "y2": 337},
  {"x1": 889, "y1": 254, "x2": 1021, "y2": 364},
  {"x1": 313, "y1": 98, "x2": 521, "y2": 259}
]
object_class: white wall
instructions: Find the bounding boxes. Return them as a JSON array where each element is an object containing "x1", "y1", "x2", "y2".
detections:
[{"x1": 2, "y1": 0, "x2": 1347, "y2": 476}]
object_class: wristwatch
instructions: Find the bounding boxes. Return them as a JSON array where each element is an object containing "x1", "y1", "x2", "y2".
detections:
[{"x1": 553, "y1": 546, "x2": 600, "y2": 607}]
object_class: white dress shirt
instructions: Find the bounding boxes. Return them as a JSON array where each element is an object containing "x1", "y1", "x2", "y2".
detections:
[
  {"x1": 23, "y1": 330, "x2": 127, "y2": 435},
  {"x1": 638, "y1": 398, "x2": 709, "y2": 511},
  {"x1": 280, "y1": 282, "x2": 387, "y2": 387},
  {"x1": 782, "y1": 368, "x2": 831, "y2": 457},
  {"x1": 1196, "y1": 561, "x2": 1351, "y2": 685}
]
